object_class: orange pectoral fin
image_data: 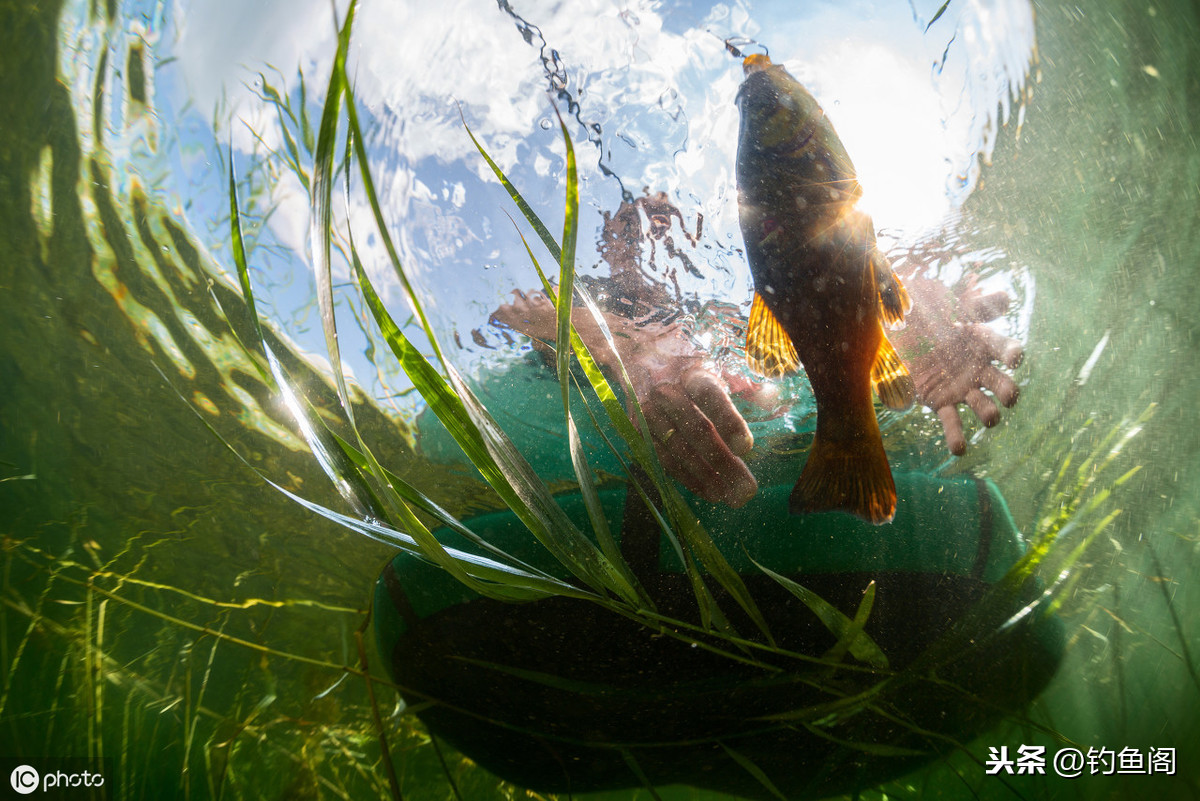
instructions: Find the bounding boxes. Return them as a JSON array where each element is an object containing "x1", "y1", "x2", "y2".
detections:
[
  {"x1": 872, "y1": 247, "x2": 911, "y2": 329},
  {"x1": 746, "y1": 292, "x2": 801, "y2": 378},
  {"x1": 871, "y1": 332, "x2": 915, "y2": 410}
]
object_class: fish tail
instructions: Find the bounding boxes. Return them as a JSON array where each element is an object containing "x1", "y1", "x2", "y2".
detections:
[{"x1": 789, "y1": 428, "x2": 897, "y2": 525}]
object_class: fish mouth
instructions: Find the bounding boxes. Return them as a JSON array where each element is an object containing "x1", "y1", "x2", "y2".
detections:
[{"x1": 743, "y1": 53, "x2": 773, "y2": 76}]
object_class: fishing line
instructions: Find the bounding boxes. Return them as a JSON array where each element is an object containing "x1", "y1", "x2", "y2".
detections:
[{"x1": 718, "y1": 35, "x2": 768, "y2": 60}]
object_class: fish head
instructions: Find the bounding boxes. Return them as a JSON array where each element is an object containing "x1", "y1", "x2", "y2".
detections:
[{"x1": 735, "y1": 55, "x2": 823, "y2": 154}]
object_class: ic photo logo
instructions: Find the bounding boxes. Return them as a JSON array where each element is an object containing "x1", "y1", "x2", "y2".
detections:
[
  {"x1": 7, "y1": 762, "x2": 106, "y2": 795},
  {"x1": 10, "y1": 764, "x2": 39, "y2": 795}
]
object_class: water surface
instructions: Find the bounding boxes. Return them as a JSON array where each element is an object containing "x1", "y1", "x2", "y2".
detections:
[{"x1": 1, "y1": 1, "x2": 1197, "y2": 799}]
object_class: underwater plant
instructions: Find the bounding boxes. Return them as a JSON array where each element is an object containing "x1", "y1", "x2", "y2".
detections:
[
  {"x1": 204, "y1": 3, "x2": 1157, "y2": 799},
  {"x1": 5, "y1": 1, "x2": 1190, "y2": 800}
]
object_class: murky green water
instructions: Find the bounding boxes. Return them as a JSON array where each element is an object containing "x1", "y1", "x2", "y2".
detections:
[{"x1": 1, "y1": 0, "x2": 1197, "y2": 799}]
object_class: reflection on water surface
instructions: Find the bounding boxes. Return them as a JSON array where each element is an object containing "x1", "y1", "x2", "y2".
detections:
[{"x1": 0, "y1": 0, "x2": 1197, "y2": 799}]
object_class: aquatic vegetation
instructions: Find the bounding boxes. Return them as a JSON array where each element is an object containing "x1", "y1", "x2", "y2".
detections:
[
  {"x1": 205, "y1": 3, "x2": 1157, "y2": 798},
  {"x1": 3, "y1": 1, "x2": 1195, "y2": 800}
]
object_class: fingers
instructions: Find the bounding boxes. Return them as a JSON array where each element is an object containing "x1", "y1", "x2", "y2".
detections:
[
  {"x1": 491, "y1": 290, "x2": 556, "y2": 340},
  {"x1": 671, "y1": 433, "x2": 758, "y2": 508},
  {"x1": 980, "y1": 364, "x2": 1020, "y2": 408},
  {"x1": 938, "y1": 406, "x2": 967, "y2": 456},
  {"x1": 492, "y1": 289, "x2": 535, "y2": 322},
  {"x1": 644, "y1": 407, "x2": 709, "y2": 494},
  {"x1": 905, "y1": 277, "x2": 1025, "y2": 457},
  {"x1": 964, "y1": 388, "x2": 1000, "y2": 427},
  {"x1": 935, "y1": 367, "x2": 1018, "y2": 456},
  {"x1": 641, "y1": 382, "x2": 758, "y2": 507},
  {"x1": 938, "y1": 388, "x2": 1004, "y2": 457},
  {"x1": 968, "y1": 323, "x2": 1023, "y2": 370},
  {"x1": 724, "y1": 370, "x2": 782, "y2": 411},
  {"x1": 683, "y1": 370, "x2": 754, "y2": 456}
]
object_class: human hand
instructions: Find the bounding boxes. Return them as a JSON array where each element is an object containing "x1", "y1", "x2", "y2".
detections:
[
  {"x1": 492, "y1": 290, "x2": 766, "y2": 507},
  {"x1": 491, "y1": 289, "x2": 561, "y2": 353},
  {"x1": 894, "y1": 273, "x2": 1024, "y2": 456},
  {"x1": 619, "y1": 324, "x2": 768, "y2": 507}
]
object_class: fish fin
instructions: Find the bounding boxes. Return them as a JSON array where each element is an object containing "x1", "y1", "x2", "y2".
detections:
[
  {"x1": 873, "y1": 248, "x2": 911, "y2": 329},
  {"x1": 789, "y1": 430, "x2": 897, "y2": 525},
  {"x1": 871, "y1": 332, "x2": 915, "y2": 410},
  {"x1": 746, "y1": 292, "x2": 801, "y2": 378}
]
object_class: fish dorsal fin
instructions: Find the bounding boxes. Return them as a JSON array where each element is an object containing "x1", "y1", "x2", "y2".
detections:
[
  {"x1": 746, "y1": 292, "x2": 801, "y2": 378},
  {"x1": 871, "y1": 332, "x2": 915, "y2": 410},
  {"x1": 871, "y1": 248, "x2": 911, "y2": 329}
]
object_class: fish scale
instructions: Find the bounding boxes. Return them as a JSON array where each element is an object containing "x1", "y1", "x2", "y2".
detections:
[{"x1": 736, "y1": 54, "x2": 915, "y2": 524}]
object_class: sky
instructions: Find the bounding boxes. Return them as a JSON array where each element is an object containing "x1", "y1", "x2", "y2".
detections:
[{"x1": 145, "y1": 0, "x2": 1035, "y2": 386}]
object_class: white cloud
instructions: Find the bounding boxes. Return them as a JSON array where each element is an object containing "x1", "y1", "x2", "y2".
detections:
[{"x1": 162, "y1": 0, "x2": 1035, "y2": 368}]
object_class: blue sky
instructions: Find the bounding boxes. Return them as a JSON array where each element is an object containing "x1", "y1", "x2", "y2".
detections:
[{"x1": 136, "y1": 0, "x2": 1035, "y2": 406}]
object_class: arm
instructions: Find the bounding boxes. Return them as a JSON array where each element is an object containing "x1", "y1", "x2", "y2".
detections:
[
  {"x1": 491, "y1": 290, "x2": 762, "y2": 507},
  {"x1": 491, "y1": 270, "x2": 1025, "y2": 506}
]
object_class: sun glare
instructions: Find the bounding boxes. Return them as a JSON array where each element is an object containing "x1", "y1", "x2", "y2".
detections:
[{"x1": 812, "y1": 43, "x2": 955, "y2": 242}]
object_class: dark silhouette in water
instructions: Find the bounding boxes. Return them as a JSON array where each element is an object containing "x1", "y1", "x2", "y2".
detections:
[
  {"x1": 376, "y1": 185, "x2": 1052, "y2": 796},
  {"x1": 377, "y1": 474, "x2": 1062, "y2": 799},
  {"x1": 736, "y1": 54, "x2": 915, "y2": 524}
]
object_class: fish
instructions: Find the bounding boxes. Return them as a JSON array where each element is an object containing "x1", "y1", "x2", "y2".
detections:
[{"x1": 735, "y1": 53, "x2": 914, "y2": 525}]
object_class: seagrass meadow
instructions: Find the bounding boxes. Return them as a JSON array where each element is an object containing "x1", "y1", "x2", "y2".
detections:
[{"x1": 1, "y1": 1, "x2": 1198, "y2": 799}]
